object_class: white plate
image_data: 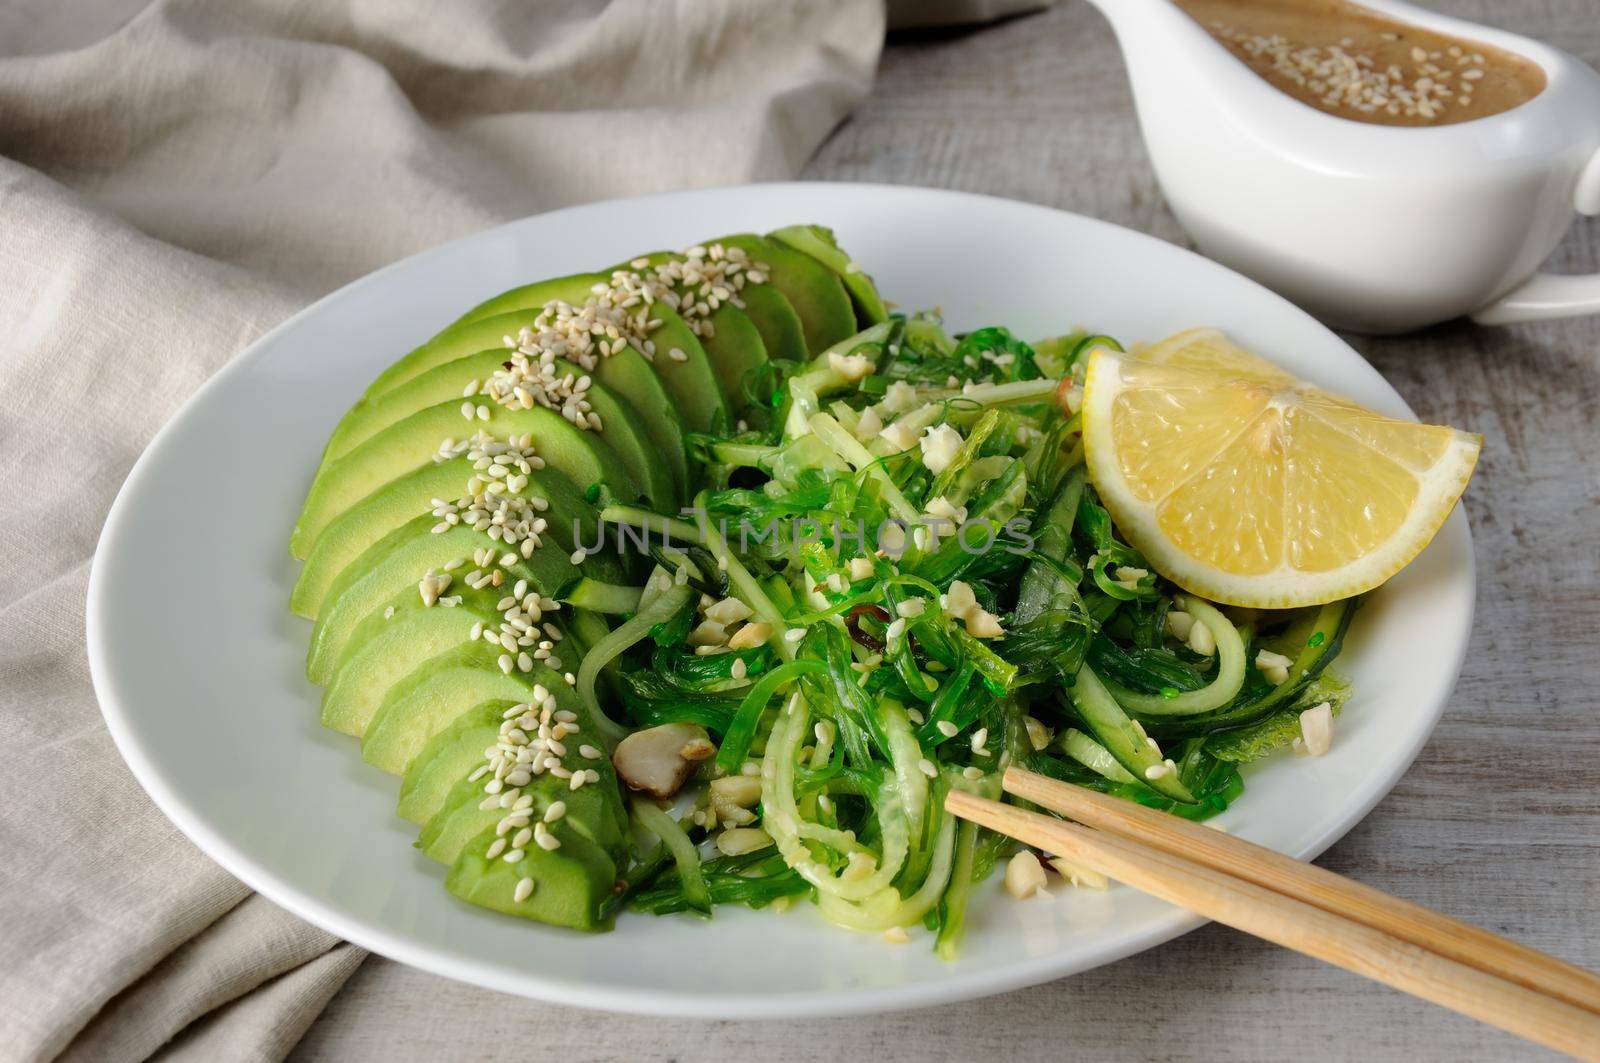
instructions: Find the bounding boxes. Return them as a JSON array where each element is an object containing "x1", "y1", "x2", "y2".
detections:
[{"x1": 87, "y1": 183, "x2": 1475, "y2": 1018}]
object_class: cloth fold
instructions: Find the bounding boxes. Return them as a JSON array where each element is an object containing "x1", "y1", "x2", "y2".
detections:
[{"x1": 0, "y1": 2, "x2": 884, "y2": 1060}]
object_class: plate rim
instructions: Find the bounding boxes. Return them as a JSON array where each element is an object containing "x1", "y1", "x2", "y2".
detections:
[{"x1": 86, "y1": 181, "x2": 1477, "y2": 1018}]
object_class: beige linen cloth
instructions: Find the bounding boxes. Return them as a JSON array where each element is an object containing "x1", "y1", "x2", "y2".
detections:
[
  {"x1": 0, "y1": 1, "x2": 886, "y2": 1059},
  {"x1": 0, "y1": 0, "x2": 1053, "y2": 1056}
]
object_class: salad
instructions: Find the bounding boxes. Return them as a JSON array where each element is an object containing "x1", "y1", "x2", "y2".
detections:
[{"x1": 289, "y1": 226, "x2": 1477, "y2": 954}]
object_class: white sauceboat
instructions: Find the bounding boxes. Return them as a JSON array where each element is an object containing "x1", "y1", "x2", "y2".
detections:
[{"x1": 1086, "y1": 0, "x2": 1600, "y2": 331}]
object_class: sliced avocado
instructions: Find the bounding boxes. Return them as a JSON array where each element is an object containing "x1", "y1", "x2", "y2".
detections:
[
  {"x1": 397, "y1": 701, "x2": 512, "y2": 824},
  {"x1": 769, "y1": 224, "x2": 889, "y2": 327},
  {"x1": 591, "y1": 348, "x2": 688, "y2": 498},
  {"x1": 714, "y1": 234, "x2": 855, "y2": 355},
  {"x1": 629, "y1": 245, "x2": 806, "y2": 364},
  {"x1": 450, "y1": 271, "x2": 605, "y2": 325},
  {"x1": 361, "y1": 643, "x2": 590, "y2": 775},
  {"x1": 366, "y1": 275, "x2": 597, "y2": 399},
  {"x1": 445, "y1": 817, "x2": 618, "y2": 932},
  {"x1": 360, "y1": 644, "x2": 534, "y2": 773},
  {"x1": 327, "y1": 348, "x2": 511, "y2": 461},
  {"x1": 549, "y1": 357, "x2": 676, "y2": 509},
  {"x1": 633, "y1": 254, "x2": 770, "y2": 419},
  {"x1": 628, "y1": 306, "x2": 726, "y2": 433},
  {"x1": 292, "y1": 456, "x2": 594, "y2": 619},
  {"x1": 306, "y1": 514, "x2": 611, "y2": 683},
  {"x1": 449, "y1": 271, "x2": 727, "y2": 436},
  {"x1": 420, "y1": 767, "x2": 625, "y2": 865},
  {"x1": 322, "y1": 585, "x2": 524, "y2": 736},
  {"x1": 736, "y1": 284, "x2": 808, "y2": 364},
  {"x1": 406, "y1": 660, "x2": 630, "y2": 858},
  {"x1": 317, "y1": 349, "x2": 677, "y2": 510},
  {"x1": 292, "y1": 402, "x2": 637, "y2": 558},
  {"x1": 419, "y1": 721, "x2": 629, "y2": 932}
]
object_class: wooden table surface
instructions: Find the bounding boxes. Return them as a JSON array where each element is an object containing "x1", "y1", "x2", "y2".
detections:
[{"x1": 294, "y1": 3, "x2": 1600, "y2": 1059}]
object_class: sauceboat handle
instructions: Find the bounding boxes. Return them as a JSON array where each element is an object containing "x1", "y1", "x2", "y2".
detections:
[{"x1": 1471, "y1": 146, "x2": 1600, "y2": 326}]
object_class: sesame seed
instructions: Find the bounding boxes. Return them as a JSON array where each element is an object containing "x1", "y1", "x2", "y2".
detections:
[
  {"x1": 514, "y1": 877, "x2": 535, "y2": 903},
  {"x1": 918, "y1": 758, "x2": 937, "y2": 778},
  {"x1": 1207, "y1": 20, "x2": 1489, "y2": 122},
  {"x1": 936, "y1": 720, "x2": 959, "y2": 738}
]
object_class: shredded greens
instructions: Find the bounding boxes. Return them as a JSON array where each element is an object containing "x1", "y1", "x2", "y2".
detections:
[{"x1": 579, "y1": 313, "x2": 1356, "y2": 953}]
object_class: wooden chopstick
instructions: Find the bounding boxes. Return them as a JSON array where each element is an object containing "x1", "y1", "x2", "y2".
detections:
[
  {"x1": 946, "y1": 782, "x2": 1600, "y2": 1061},
  {"x1": 1002, "y1": 766, "x2": 1600, "y2": 1017}
]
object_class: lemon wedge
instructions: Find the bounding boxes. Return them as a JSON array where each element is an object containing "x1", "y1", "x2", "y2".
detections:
[{"x1": 1081, "y1": 331, "x2": 1480, "y2": 608}]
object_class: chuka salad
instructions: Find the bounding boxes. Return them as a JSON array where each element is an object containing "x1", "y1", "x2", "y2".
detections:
[{"x1": 291, "y1": 225, "x2": 1475, "y2": 954}]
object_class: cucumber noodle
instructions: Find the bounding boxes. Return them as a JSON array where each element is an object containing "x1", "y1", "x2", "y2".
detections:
[
  {"x1": 587, "y1": 316, "x2": 1358, "y2": 951},
  {"x1": 762, "y1": 693, "x2": 911, "y2": 902},
  {"x1": 576, "y1": 582, "x2": 693, "y2": 745},
  {"x1": 1105, "y1": 597, "x2": 1246, "y2": 715}
]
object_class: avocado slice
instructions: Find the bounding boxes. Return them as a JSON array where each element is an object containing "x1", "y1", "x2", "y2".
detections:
[
  {"x1": 713, "y1": 234, "x2": 856, "y2": 355},
  {"x1": 396, "y1": 628, "x2": 624, "y2": 826},
  {"x1": 628, "y1": 252, "x2": 772, "y2": 420},
  {"x1": 450, "y1": 272, "x2": 606, "y2": 325},
  {"x1": 398, "y1": 701, "x2": 513, "y2": 824},
  {"x1": 445, "y1": 816, "x2": 619, "y2": 931},
  {"x1": 321, "y1": 584, "x2": 532, "y2": 736},
  {"x1": 736, "y1": 284, "x2": 808, "y2": 364},
  {"x1": 415, "y1": 680, "x2": 631, "y2": 931},
  {"x1": 364, "y1": 275, "x2": 596, "y2": 398},
  {"x1": 315, "y1": 348, "x2": 677, "y2": 511},
  {"x1": 448, "y1": 274, "x2": 728, "y2": 436},
  {"x1": 292, "y1": 403, "x2": 637, "y2": 559},
  {"x1": 625, "y1": 246, "x2": 806, "y2": 365},
  {"x1": 420, "y1": 762, "x2": 626, "y2": 866},
  {"x1": 361, "y1": 642, "x2": 591, "y2": 775},
  {"x1": 548, "y1": 357, "x2": 675, "y2": 508},
  {"x1": 306, "y1": 514, "x2": 612, "y2": 684},
  {"x1": 402, "y1": 653, "x2": 631, "y2": 852},
  {"x1": 589, "y1": 348, "x2": 688, "y2": 497},
  {"x1": 291, "y1": 456, "x2": 593, "y2": 619},
  {"x1": 768, "y1": 224, "x2": 890, "y2": 328}
]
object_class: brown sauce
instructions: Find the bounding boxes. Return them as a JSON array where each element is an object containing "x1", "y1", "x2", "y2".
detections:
[{"x1": 1173, "y1": 0, "x2": 1546, "y2": 126}]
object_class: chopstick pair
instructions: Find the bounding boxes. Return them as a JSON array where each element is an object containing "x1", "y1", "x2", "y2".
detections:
[{"x1": 946, "y1": 768, "x2": 1600, "y2": 1061}]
